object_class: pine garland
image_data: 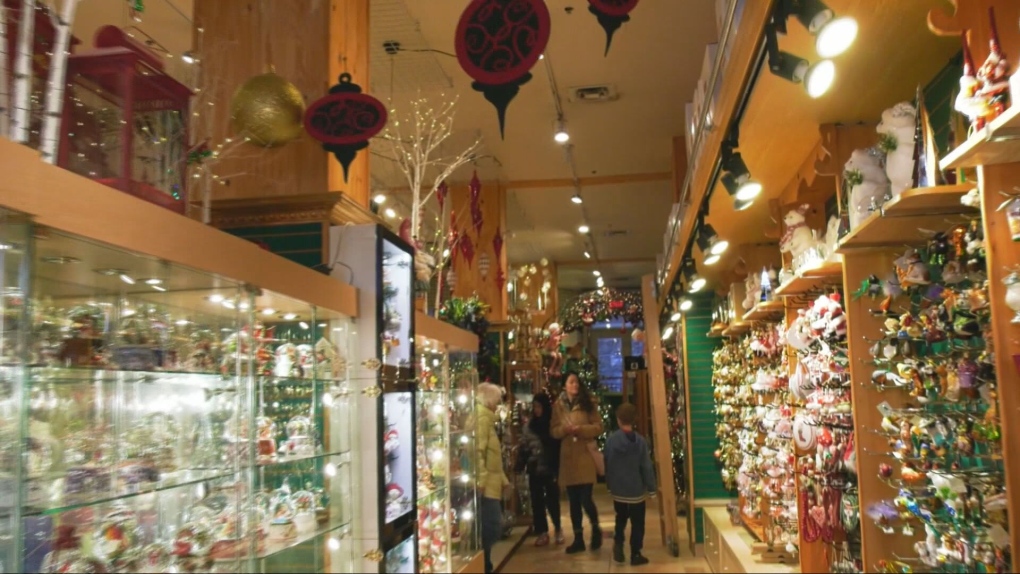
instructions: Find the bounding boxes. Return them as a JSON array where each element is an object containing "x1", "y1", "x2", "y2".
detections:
[{"x1": 558, "y1": 288, "x2": 643, "y2": 333}]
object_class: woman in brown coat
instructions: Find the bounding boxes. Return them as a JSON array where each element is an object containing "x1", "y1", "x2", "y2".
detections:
[{"x1": 550, "y1": 371, "x2": 604, "y2": 554}]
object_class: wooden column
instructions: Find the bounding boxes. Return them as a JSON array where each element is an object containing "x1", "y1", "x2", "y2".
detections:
[
  {"x1": 191, "y1": 0, "x2": 371, "y2": 209},
  {"x1": 641, "y1": 274, "x2": 680, "y2": 556},
  {"x1": 327, "y1": 0, "x2": 370, "y2": 208},
  {"x1": 450, "y1": 180, "x2": 508, "y2": 321}
]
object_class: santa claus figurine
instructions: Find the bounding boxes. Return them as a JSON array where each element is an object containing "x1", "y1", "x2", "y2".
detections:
[{"x1": 975, "y1": 7, "x2": 1011, "y2": 123}]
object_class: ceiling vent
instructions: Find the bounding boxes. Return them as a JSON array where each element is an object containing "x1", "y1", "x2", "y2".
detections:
[
  {"x1": 602, "y1": 229, "x2": 628, "y2": 238},
  {"x1": 568, "y1": 84, "x2": 619, "y2": 103}
]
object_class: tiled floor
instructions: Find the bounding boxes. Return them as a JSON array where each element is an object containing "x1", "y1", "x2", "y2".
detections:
[{"x1": 498, "y1": 485, "x2": 711, "y2": 573}]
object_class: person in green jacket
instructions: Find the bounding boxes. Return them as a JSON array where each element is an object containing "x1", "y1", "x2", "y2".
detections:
[{"x1": 474, "y1": 382, "x2": 509, "y2": 574}]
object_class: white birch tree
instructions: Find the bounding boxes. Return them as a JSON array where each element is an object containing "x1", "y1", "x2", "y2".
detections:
[
  {"x1": 39, "y1": 0, "x2": 82, "y2": 163},
  {"x1": 10, "y1": 0, "x2": 35, "y2": 143}
]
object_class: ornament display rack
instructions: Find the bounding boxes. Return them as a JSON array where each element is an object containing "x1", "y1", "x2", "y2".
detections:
[{"x1": 413, "y1": 312, "x2": 484, "y2": 574}]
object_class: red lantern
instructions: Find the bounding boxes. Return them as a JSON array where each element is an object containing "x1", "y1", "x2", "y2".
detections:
[
  {"x1": 304, "y1": 73, "x2": 387, "y2": 182},
  {"x1": 454, "y1": 0, "x2": 551, "y2": 138},
  {"x1": 587, "y1": 0, "x2": 640, "y2": 55}
]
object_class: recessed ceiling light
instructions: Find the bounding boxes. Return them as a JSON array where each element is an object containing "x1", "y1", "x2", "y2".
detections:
[
  {"x1": 119, "y1": 274, "x2": 135, "y2": 285},
  {"x1": 373, "y1": 194, "x2": 387, "y2": 205},
  {"x1": 593, "y1": 270, "x2": 601, "y2": 277},
  {"x1": 144, "y1": 278, "x2": 163, "y2": 285},
  {"x1": 262, "y1": 308, "x2": 276, "y2": 316},
  {"x1": 222, "y1": 299, "x2": 236, "y2": 309},
  {"x1": 175, "y1": 319, "x2": 190, "y2": 326},
  {"x1": 208, "y1": 294, "x2": 224, "y2": 303},
  {"x1": 578, "y1": 224, "x2": 590, "y2": 234},
  {"x1": 94, "y1": 268, "x2": 128, "y2": 276},
  {"x1": 283, "y1": 313, "x2": 297, "y2": 320},
  {"x1": 584, "y1": 251, "x2": 591, "y2": 259},
  {"x1": 41, "y1": 256, "x2": 80, "y2": 264},
  {"x1": 299, "y1": 321, "x2": 310, "y2": 329},
  {"x1": 384, "y1": 208, "x2": 396, "y2": 219},
  {"x1": 152, "y1": 285, "x2": 167, "y2": 292},
  {"x1": 571, "y1": 194, "x2": 583, "y2": 204}
]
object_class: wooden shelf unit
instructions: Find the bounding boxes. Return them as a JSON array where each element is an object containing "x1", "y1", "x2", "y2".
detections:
[
  {"x1": 740, "y1": 299, "x2": 785, "y2": 322},
  {"x1": 773, "y1": 259, "x2": 843, "y2": 297},
  {"x1": 837, "y1": 184, "x2": 978, "y2": 252},
  {"x1": 940, "y1": 99, "x2": 1020, "y2": 170}
]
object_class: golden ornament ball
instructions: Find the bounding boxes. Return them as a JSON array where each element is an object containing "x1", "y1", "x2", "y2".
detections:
[{"x1": 229, "y1": 72, "x2": 306, "y2": 148}]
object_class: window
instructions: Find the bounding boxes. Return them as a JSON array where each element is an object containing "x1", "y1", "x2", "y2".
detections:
[
  {"x1": 597, "y1": 337, "x2": 624, "y2": 392},
  {"x1": 631, "y1": 340, "x2": 645, "y2": 358}
]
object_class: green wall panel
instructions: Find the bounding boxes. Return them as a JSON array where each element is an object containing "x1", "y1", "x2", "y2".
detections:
[
  {"x1": 225, "y1": 222, "x2": 325, "y2": 270},
  {"x1": 683, "y1": 293, "x2": 729, "y2": 543},
  {"x1": 923, "y1": 51, "x2": 963, "y2": 159}
]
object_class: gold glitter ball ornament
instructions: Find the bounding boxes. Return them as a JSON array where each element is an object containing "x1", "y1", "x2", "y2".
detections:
[{"x1": 229, "y1": 72, "x2": 306, "y2": 148}]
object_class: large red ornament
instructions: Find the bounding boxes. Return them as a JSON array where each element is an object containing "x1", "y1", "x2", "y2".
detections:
[
  {"x1": 436, "y1": 180, "x2": 449, "y2": 212},
  {"x1": 587, "y1": 0, "x2": 639, "y2": 56},
  {"x1": 454, "y1": 0, "x2": 551, "y2": 138},
  {"x1": 304, "y1": 73, "x2": 388, "y2": 182}
]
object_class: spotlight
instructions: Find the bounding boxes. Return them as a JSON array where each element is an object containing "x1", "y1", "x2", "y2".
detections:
[
  {"x1": 670, "y1": 312, "x2": 682, "y2": 322},
  {"x1": 593, "y1": 270, "x2": 601, "y2": 277},
  {"x1": 584, "y1": 251, "x2": 591, "y2": 259},
  {"x1": 662, "y1": 325, "x2": 674, "y2": 340},
  {"x1": 384, "y1": 207, "x2": 396, "y2": 219},
  {"x1": 181, "y1": 51, "x2": 196, "y2": 64},
  {"x1": 554, "y1": 120, "x2": 570, "y2": 144},
  {"x1": 680, "y1": 298, "x2": 693, "y2": 311},
  {"x1": 782, "y1": 0, "x2": 858, "y2": 58},
  {"x1": 766, "y1": 25, "x2": 835, "y2": 98},
  {"x1": 734, "y1": 197, "x2": 754, "y2": 211},
  {"x1": 721, "y1": 152, "x2": 762, "y2": 201},
  {"x1": 578, "y1": 224, "x2": 590, "y2": 234},
  {"x1": 704, "y1": 253, "x2": 722, "y2": 266},
  {"x1": 689, "y1": 275, "x2": 707, "y2": 293},
  {"x1": 571, "y1": 193, "x2": 583, "y2": 204},
  {"x1": 696, "y1": 224, "x2": 728, "y2": 256},
  {"x1": 373, "y1": 194, "x2": 387, "y2": 205}
]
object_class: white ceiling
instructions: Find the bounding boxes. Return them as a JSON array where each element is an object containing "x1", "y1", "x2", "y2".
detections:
[{"x1": 64, "y1": 0, "x2": 718, "y2": 291}]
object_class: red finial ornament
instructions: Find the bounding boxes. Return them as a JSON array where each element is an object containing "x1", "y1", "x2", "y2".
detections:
[
  {"x1": 304, "y1": 73, "x2": 388, "y2": 182},
  {"x1": 587, "y1": 0, "x2": 639, "y2": 56}
]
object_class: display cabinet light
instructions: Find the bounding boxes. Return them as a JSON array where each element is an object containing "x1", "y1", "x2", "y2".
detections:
[
  {"x1": 181, "y1": 50, "x2": 197, "y2": 64},
  {"x1": 460, "y1": 435, "x2": 470, "y2": 444},
  {"x1": 324, "y1": 463, "x2": 337, "y2": 477},
  {"x1": 461, "y1": 509, "x2": 474, "y2": 520},
  {"x1": 457, "y1": 394, "x2": 468, "y2": 404},
  {"x1": 322, "y1": 392, "x2": 334, "y2": 407},
  {"x1": 593, "y1": 270, "x2": 601, "y2": 277}
]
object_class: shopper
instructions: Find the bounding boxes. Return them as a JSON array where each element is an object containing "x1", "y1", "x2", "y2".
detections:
[
  {"x1": 604, "y1": 403, "x2": 657, "y2": 566},
  {"x1": 550, "y1": 371, "x2": 604, "y2": 554},
  {"x1": 474, "y1": 382, "x2": 509, "y2": 574},
  {"x1": 519, "y1": 391, "x2": 564, "y2": 546}
]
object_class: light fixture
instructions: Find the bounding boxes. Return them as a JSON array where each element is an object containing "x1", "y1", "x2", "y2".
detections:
[
  {"x1": 208, "y1": 294, "x2": 224, "y2": 303},
  {"x1": 119, "y1": 274, "x2": 135, "y2": 285},
  {"x1": 696, "y1": 224, "x2": 729, "y2": 256},
  {"x1": 670, "y1": 312, "x2": 682, "y2": 322},
  {"x1": 373, "y1": 193, "x2": 387, "y2": 205},
  {"x1": 689, "y1": 274, "x2": 707, "y2": 292},
  {"x1": 41, "y1": 255, "x2": 80, "y2": 264},
  {"x1": 662, "y1": 325, "x2": 674, "y2": 340},
  {"x1": 554, "y1": 119, "x2": 570, "y2": 144},
  {"x1": 152, "y1": 285, "x2": 166, "y2": 292},
  {"x1": 596, "y1": 277, "x2": 604, "y2": 288},
  {"x1": 571, "y1": 193, "x2": 583, "y2": 204},
  {"x1": 262, "y1": 308, "x2": 276, "y2": 316},
  {"x1": 578, "y1": 224, "x2": 590, "y2": 234},
  {"x1": 283, "y1": 313, "x2": 298, "y2": 320},
  {"x1": 384, "y1": 207, "x2": 396, "y2": 219},
  {"x1": 144, "y1": 278, "x2": 163, "y2": 285},
  {"x1": 680, "y1": 298, "x2": 694, "y2": 311},
  {"x1": 779, "y1": 0, "x2": 858, "y2": 58},
  {"x1": 765, "y1": 24, "x2": 835, "y2": 98},
  {"x1": 181, "y1": 50, "x2": 196, "y2": 64},
  {"x1": 584, "y1": 251, "x2": 591, "y2": 259},
  {"x1": 734, "y1": 197, "x2": 754, "y2": 211},
  {"x1": 704, "y1": 253, "x2": 722, "y2": 266},
  {"x1": 721, "y1": 151, "x2": 763, "y2": 201},
  {"x1": 299, "y1": 321, "x2": 310, "y2": 330},
  {"x1": 94, "y1": 267, "x2": 128, "y2": 277},
  {"x1": 593, "y1": 270, "x2": 601, "y2": 277}
]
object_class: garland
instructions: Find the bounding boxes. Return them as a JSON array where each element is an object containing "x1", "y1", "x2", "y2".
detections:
[{"x1": 558, "y1": 288, "x2": 643, "y2": 333}]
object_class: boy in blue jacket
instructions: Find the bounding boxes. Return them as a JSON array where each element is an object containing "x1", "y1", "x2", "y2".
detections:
[{"x1": 603, "y1": 403, "x2": 656, "y2": 566}]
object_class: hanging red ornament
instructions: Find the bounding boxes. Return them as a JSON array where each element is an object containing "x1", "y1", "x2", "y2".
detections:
[
  {"x1": 459, "y1": 235, "x2": 476, "y2": 268},
  {"x1": 492, "y1": 227, "x2": 503, "y2": 258},
  {"x1": 469, "y1": 171, "x2": 482, "y2": 209},
  {"x1": 495, "y1": 266, "x2": 506, "y2": 292},
  {"x1": 436, "y1": 180, "x2": 449, "y2": 212},
  {"x1": 454, "y1": 0, "x2": 552, "y2": 138},
  {"x1": 471, "y1": 206, "x2": 484, "y2": 237},
  {"x1": 587, "y1": 0, "x2": 639, "y2": 56},
  {"x1": 304, "y1": 73, "x2": 388, "y2": 182}
]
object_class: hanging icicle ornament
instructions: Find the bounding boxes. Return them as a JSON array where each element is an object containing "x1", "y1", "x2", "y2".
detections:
[
  {"x1": 587, "y1": 0, "x2": 639, "y2": 56},
  {"x1": 468, "y1": 170, "x2": 484, "y2": 236},
  {"x1": 304, "y1": 73, "x2": 388, "y2": 182},
  {"x1": 446, "y1": 268, "x2": 457, "y2": 290},
  {"x1": 436, "y1": 180, "x2": 449, "y2": 212},
  {"x1": 454, "y1": 0, "x2": 551, "y2": 139}
]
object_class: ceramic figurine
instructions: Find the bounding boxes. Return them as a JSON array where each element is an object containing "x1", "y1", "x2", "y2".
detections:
[
  {"x1": 876, "y1": 102, "x2": 917, "y2": 196},
  {"x1": 1003, "y1": 270, "x2": 1020, "y2": 323},
  {"x1": 743, "y1": 271, "x2": 761, "y2": 310},
  {"x1": 779, "y1": 204, "x2": 823, "y2": 265},
  {"x1": 976, "y1": 8, "x2": 1011, "y2": 123},
  {"x1": 845, "y1": 148, "x2": 890, "y2": 231},
  {"x1": 823, "y1": 215, "x2": 841, "y2": 258},
  {"x1": 956, "y1": 35, "x2": 992, "y2": 132}
]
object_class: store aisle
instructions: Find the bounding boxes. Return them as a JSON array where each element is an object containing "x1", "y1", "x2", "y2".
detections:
[{"x1": 498, "y1": 485, "x2": 710, "y2": 573}]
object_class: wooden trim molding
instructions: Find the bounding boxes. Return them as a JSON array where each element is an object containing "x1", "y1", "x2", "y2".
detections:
[{"x1": 415, "y1": 312, "x2": 480, "y2": 353}]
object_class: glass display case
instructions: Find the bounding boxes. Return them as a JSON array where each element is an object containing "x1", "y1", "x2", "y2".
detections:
[
  {"x1": 414, "y1": 328, "x2": 481, "y2": 574},
  {"x1": 0, "y1": 206, "x2": 357, "y2": 572}
]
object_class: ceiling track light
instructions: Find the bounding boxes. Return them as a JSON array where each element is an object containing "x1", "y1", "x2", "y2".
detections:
[
  {"x1": 720, "y1": 149, "x2": 763, "y2": 202},
  {"x1": 679, "y1": 298, "x2": 694, "y2": 312},
  {"x1": 554, "y1": 118, "x2": 570, "y2": 144},
  {"x1": 696, "y1": 223, "x2": 729, "y2": 257},
  {"x1": 578, "y1": 224, "x2": 590, "y2": 234},
  {"x1": 777, "y1": 0, "x2": 858, "y2": 58},
  {"x1": 571, "y1": 193, "x2": 583, "y2": 204},
  {"x1": 734, "y1": 197, "x2": 754, "y2": 211},
  {"x1": 765, "y1": 24, "x2": 835, "y2": 98}
]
